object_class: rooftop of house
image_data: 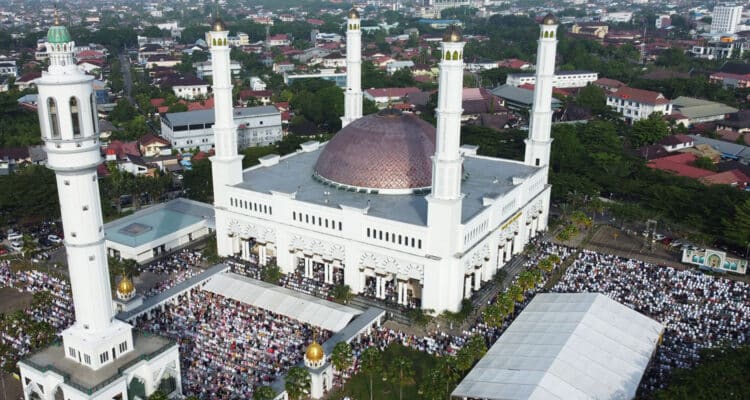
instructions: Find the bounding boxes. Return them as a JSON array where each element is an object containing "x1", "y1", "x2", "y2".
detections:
[{"x1": 607, "y1": 86, "x2": 670, "y2": 105}]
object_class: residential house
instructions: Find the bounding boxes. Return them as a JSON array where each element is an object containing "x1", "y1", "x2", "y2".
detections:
[
  {"x1": 15, "y1": 72, "x2": 41, "y2": 91},
  {"x1": 146, "y1": 55, "x2": 181, "y2": 69},
  {"x1": 160, "y1": 75, "x2": 209, "y2": 100},
  {"x1": 194, "y1": 60, "x2": 241, "y2": 79},
  {"x1": 267, "y1": 34, "x2": 290, "y2": 47},
  {"x1": 139, "y1": 134, "x2": 171, "y2": 157},
  {"x1": 671, "y1": 96, "x2": 738, "y2": 126},
  {"x1": 364, "y1": 87, "x2": 423, "y2": 106}
]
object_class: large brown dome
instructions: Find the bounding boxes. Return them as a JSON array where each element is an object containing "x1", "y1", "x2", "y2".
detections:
[{"x1": 314, "y1": 109, "x2": 436, "y2": 193}]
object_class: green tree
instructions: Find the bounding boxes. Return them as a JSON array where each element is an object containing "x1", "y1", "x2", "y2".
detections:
[
  {"x1": 330, "y1": 341, "x2": 353, "y2": 377},
  {"x1": 388, "y1": 355, "x2": 415, "y2": 400},
  {"x1": 724, "y1": 197, "x2": 750, "y2": 247},
  {"x1": 261, "y1": 264, "x2": 283, "y2": 284},
  {"x1": 183, "y1": 159, "x2": 213, "y2": 203},
  {"x1": 575, "y1": 84, "x2": 607, "y2": 115},
  {"x1": 285, "y1": 366, "x2": 311, "y2": 400},
  {"x1": 253, "y1": 385, "x2": 277, "y2": 400},
  {"x1": 360, "y1": 346, "x2": 383, "y2": 400},
  {"x1": 330, "y1": 284, "x2": 353, "y2": 304},
  {"x1": 693, "y1": 156, "x2": 716, "y2": 171},
  {"x1": 147, "y1": 390, "x2": 168, "y2": 400},
  {"x1": 435, "y1": 357, "x2": 460, "y2": 399},
  {"x1": 654, "y1": 345, "x2": 750, "y2": 400},
  {"x1": 628, "y1": 112, "x2": 669, "y2": 148}
]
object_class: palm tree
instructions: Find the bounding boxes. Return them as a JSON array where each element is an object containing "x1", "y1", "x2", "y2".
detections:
[
  {"x1": 548, "y1": 254, "x2": 561, "y2": 265},
  {"x1": 360, "y1": 346, "x2": 383, "y2": 400},
  {"x1": 330, "y1": 341, "x2": 353, "y2": 385},
  {"x1": 482, "y1": 303, "x2": 503, "y2": 328},
  {"x1": 497, "y1": 292, "x2": 516, "y2": 317},
  {"x1": 436, "y1": 357, "x2": 460, "y2": 400},
  {"x1": 516, "y1": 270, "x2": 537, "y2": 291},
  {"x1": 330, "y1": 284, "x2": 353, "y2": 304},
  {"x1": 466, "y1": 335, "x2": 487, "y2": 360},
  {"x1": 389, "y1": 355, "x2": 414, "y2": 400},
  {"x1": 285, "y1": 366, "x2": 310, "y2": 400},
  {"x1": 253, "y1": 385, "x2": 277, "y2": 400},
  {"x1": 538, "y1": 258, "x2": 554, "y2": 273},
  {"x1": 507, "y1": 284, "x2": 525, "y2": 303}
]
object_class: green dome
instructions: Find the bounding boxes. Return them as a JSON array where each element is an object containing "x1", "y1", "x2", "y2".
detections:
[{"x1": 47, "y1": 25, "x2": 71, "y2": 44}]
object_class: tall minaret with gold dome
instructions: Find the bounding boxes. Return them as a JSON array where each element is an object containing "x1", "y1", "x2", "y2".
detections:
[
  {"x1": 34, "y1": 9, "x2": 135, "y2": 371},
  {"x1": 341, "y1": 8, "x2": 362, "y2": 128},
  {"x1": 524, "y1": 13, "x2": 558, "y2": 168},
  {"x1": 207, "y1": 10, "x2": 244, "y2": 209},
  {"x1": 423, "y1": 26, "x2": 466, "y2": 313},
  {"x1": 19, "y1": 13, "x2": 182, "y2": 400}
]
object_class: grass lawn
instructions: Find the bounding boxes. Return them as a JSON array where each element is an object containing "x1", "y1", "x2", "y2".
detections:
[{"x1": 332, "y1": 343, "x2": 453, "y2": 400}]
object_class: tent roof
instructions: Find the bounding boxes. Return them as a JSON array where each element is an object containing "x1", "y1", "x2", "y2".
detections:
[
  {"x1": 202, "y1": 272, "x2": 361, "y2": 332},
  {"x1": 452, "y1": 293, "x2": 664, "y2": 400}
]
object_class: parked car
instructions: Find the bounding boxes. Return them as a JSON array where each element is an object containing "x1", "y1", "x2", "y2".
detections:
[
  {"x1": 47, "y1": 234, "x2": 62, "y2": 244},
  {"x1": 7, "y1": 231, "x2": 22, "y2": 241},
  {"x1": 10, "y1": 241, "x2": 23, "y2": 252},
  {"x1": 0, "y1": 246, "x2": 8, "y2": 255}
]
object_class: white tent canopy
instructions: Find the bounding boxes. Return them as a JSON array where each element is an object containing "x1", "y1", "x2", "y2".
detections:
[
  {"x1": 202, "y1": 272, "x2": 362, "y2": 332},
  {"x1": 452, "y1": 293, "x2": 664, "y2": 400}
]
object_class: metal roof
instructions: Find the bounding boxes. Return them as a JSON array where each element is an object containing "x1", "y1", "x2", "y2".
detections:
[
  {"x1": 163, "y1": 105, "x2": 280, "y2": 127},
  {"x1": 201, "y1": 272, "x2": 362, "y2": 332},
  {"x1": 672, "y1": 96, "x2": 738, "y2": 120},
  {"x1": 491, "y1": 85, "x2": 562, "y2": 107},
  {"x1": 452, "y1": 293, "x2": 664, "y2": 400},
  {"x1": 236, "y1": 143, "x2": 539, "y2": 226}
]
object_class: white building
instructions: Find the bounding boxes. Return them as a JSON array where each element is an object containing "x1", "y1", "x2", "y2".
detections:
[
  {"x1": 711, "y1": 5, "x2": 743, "y2": 34},
  {"x1": 160, "y1": 105, "x2": 283, "y2": 152},
  {"x1": 386, "y1": 60, "x2": 415, "y2": 74},
  {"x1": 506, "y1": 70, "x2": 598, "y2": 88},
  {"x1": 606, "y1": 86, "x2": 672, "y2": 124},
  {"x1": 194, "y1": 59, "x2": 241, "y2": 79},
  {"x1": 105, "y1": 198, "x2": 215, "y2": 263},
  {"x1": 208, "y1": 15, "x2": 558, "y2": 314},
  {"x1": 163, "y1": 76, "x2": 209, "y2": 100},
  {"x1": 19, "y1": 15, "x2": 181, "y2": 400},
  {"x1": 0, "y1": 59, "x2": 17, "y2": 77},
  {"x1": 250, "y1": 76, "x2": 267, "y2": 91}
]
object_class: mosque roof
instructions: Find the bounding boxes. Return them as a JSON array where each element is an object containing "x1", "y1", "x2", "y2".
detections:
[
  {"x1": 314, "y1": 109, "x2": 436, "y2": 192},
  {"x1": 47, "y1": 23, "x2": 71, "y2": 44},
  {"x1": 237, "y1": 144, "x2": 539, "y2": 226}
]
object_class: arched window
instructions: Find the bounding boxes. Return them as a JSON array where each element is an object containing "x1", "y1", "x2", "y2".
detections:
[
  {"x1": 550, "y1": 31, "x2": 555, "y2": 38},
  {"x1": 452, "y1": 51, "x2": 459, "y2": 60},
  {"x1": 70, "y1": 97, "x2": 81, "y2": 137},
  {"x1": 213, "y1": 38, "x2": 217, "y2": 46},
  {"x1": 90, "y1": 93, "x2": 98, "y2": 133},
  {"x1": 445, "y1": 51, "x2": 450, "y2": 60},
  {"x1": 48, "y1": 98, "x2": 61, "y2": 139}
]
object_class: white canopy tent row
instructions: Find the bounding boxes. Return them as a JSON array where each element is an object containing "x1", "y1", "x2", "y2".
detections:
[
  {"x1": 452, "y1": 293, "x2": 664, "y2": 400},
  {"x1": 201, "y1": 271, "x2": 362, "y2": 332}
]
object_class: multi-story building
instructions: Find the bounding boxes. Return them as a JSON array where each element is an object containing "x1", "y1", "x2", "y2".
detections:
[
  {"x1": 711, "y1": 5, "x2": 743, "y2": 34},
  {"x1": 691, "y1": 36, "x2": 750, "y2": 59},
  {"x1": 506, "y1": 70, "x2": 599, "y2": 89},
  {"x1": 160, "y1": 106, "x2": 282, "y2": 152},
  {"x1": 283, "y1": 69, "x2": 346, "y2": 88},
  {"x1": 606, "y1": 86, "x2": 672, "y2": 124},
  {"x1": 0, "y1": 59, "x2": 17, "y2": 77},
  {"x1": 194, "y1": 60, "x2": 241, "y2": 79}
]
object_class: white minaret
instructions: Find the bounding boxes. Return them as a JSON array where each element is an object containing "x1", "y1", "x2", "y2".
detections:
[
  {"x1": 423, "y1": 26, "x2": 465, "y2": 313},
  {"x1": 524, "y1": 13, "x2": 558, "y2": 168},
  {"x1": 341, "y1": 8, "x2": 362, "y2": 128},
  {"x1": 207, "y1": 13, "x2": 243, "y2": 208},
  {"x1": 37, "y1": 13, "x2": 134, "y2": 370}
]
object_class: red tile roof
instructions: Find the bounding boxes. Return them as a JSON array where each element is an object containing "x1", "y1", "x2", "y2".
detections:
[
  {"x1": 647, "y1": 153, "x2": 713, "y2": 178},
  {"x1": 365, "y1": 87, "x2": 422, "y2": 98},
  {"x1": 608, "y1": 86, "x2": 670, "y2": 105},
  {"x1": 699, "y1": 170, "x2": 750, "y2": 186}
]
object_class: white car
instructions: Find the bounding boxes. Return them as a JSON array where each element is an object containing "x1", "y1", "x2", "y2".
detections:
[
  {"x1": 47, "y1": 234, "x2": 62, "y2": 244},
  {"x1": 7, "y1": 231, "x2": 22, "y2": 241},
  {"x1": 10, "y1": 241, "x2": 22, "y2": 252}
]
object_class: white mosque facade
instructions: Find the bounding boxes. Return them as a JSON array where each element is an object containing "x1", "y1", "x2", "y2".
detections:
[{"x1": 210, "y1": 13, "x2": 560, "y2": 314}]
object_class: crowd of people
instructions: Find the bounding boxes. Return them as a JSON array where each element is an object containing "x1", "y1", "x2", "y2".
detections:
[
  {"x1": 0, "y1": 260, "x2": 74, "y2": 369},
  {"x1": 134, "y1": 287, "x2": 331, "y2": 399},
  {"x1": 139, "y1": 249, "x2": 205, "y2": 298},
  {"x1": 552, "y1": 249, "x2": 750, "y2": 393}
]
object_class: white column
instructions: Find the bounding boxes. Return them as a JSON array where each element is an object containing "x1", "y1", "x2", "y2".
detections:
[
  {"x1": 342, "y1": 10, "x2": 362, "y2": 128},
  {"x1": 473, "y1": 270, "x2": 481, "y2": 291},
  {"x1": 464, "y1": 276, "x2": 472, "y2": 299},
  {"x1": 304, "y1": 258, "x2": 312, "y2": 278},
  {"x1": 524, "y1": 15, "x2": 559, "y2": 168},
  {"x1": 324, "y1": 263, "x2": 331, "y2": 284},
  {"x1": 208, "y1": 26, "x2": 244, "y2": 209},
  {"x1": 259, "y1": 245, "x2": 267, "y2": 266}
]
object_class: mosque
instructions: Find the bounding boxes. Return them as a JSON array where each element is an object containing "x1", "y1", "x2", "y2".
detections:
[
  {"x1": 18, "y1": 8, "x2": 559, "y2": 400},
  {"x1": 211, "y1": 11, "x2": 560, "y2": 313}
]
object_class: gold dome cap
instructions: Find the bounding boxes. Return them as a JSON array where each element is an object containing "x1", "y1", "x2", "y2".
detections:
[
  {"x1": 542, "y1": 13, "x2": 558, "y2": 25},
  {"x1": 443, "y1": 25, "x2": 462, "y2": 42},
  {"x1": 305, "y1": 341, "x2": 325, "y2": 362},
  {"x1": 212, "y1": 17, "x2": 227, "y2": 32},
  {"x1": 348, "y1": 8, "x2": 360, "y2": 19},
  {"x1": 117, "y1": 276, "x2": 135, "y2": 295}
]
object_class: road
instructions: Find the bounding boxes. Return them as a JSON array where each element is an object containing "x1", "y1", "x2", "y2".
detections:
[{"x1": 118, "y1": 53, "x2": 135, "y2": 105}]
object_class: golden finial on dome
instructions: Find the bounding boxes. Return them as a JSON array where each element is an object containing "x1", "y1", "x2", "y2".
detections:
[
  {"x1": 212, "y1": 1, "x2": 226, "y2": 32},
  {"x1": 117, "y1": 275, "x2": 135, "y2": 295},
  {"x1": 305, "y1": 341, "x2": 325, "y2": 362},
  {"x1": 347, "y1": 8, "x2": 360, "y2": 19},
  {"x1": 443, "y1": 25, "x2": 462, "y2": 43},
  {"x1": 542, "y1": 13, "x2": 558, "y2": 25},
  {"x1": 53, "y1": 6, "x2": 60, "y2": 26}
]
